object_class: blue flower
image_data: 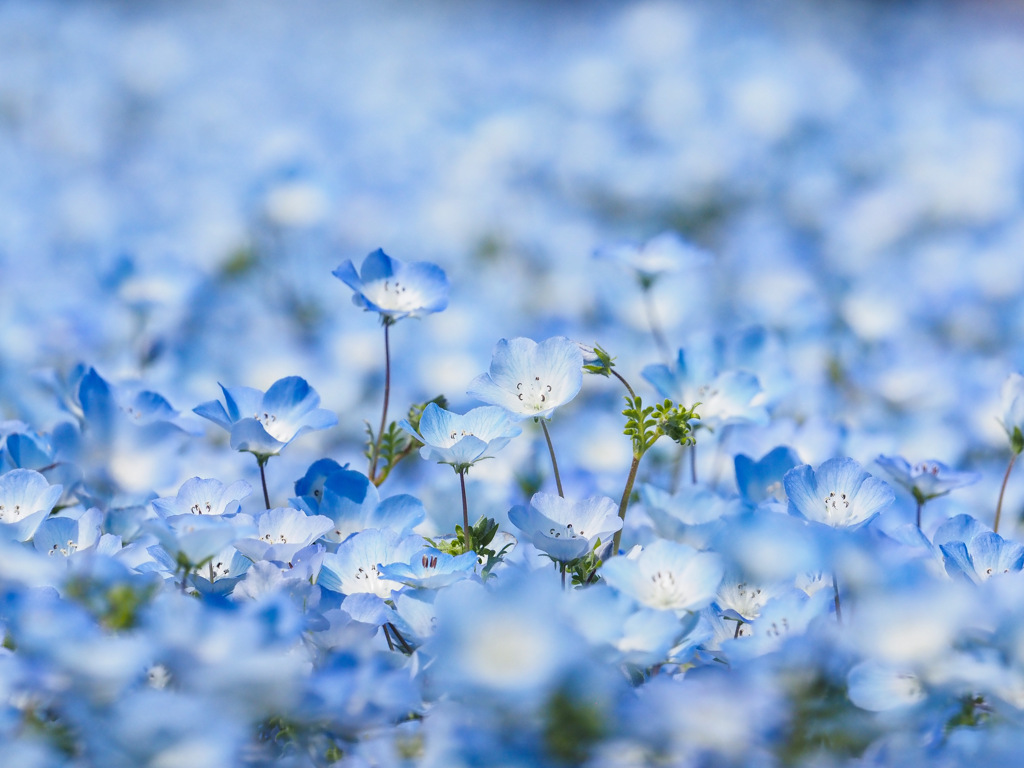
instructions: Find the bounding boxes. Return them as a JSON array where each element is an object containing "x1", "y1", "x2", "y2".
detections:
[
  {"x1": 508, "y1": 492, "x2": 622, "y2": 563},
  {"x1": 377, "y1": 547, "x2": 478, "y2": 589},
  {"x1": 193, "y1": 376, "x2": 337, "y2": 460},
  {"x1": 309, "y1": 466, "x2": 425, "y2": 543},
  {"x1": 318, "y1": 528, "x2": 425, "y2": 598},
  {"x1": 152, "y1": 477, "x2": 253, "y2": 517},
  {"x1": 332, "y1": 247, "x2": 449, "y2": 322},
  {"x1": 734, "y1": 446, "x2": 801, "y2": 506},
  {"x1": 875, "y1": 454, "x2": 980, "y2": 503},
  {"x1": 601, "y1": 539, "x2": 724, "y2": 613},
  {"x1": 0, "y1": 468, "x2": 63, "y2": 542},
  {"x1": 400, "y1": 402, "x2": 521, "y2": 472},
  {"x1": 783, "y1": 457, "x2": 894, "y2": 529},
  {"x1": 594, "y1": 230, "x2": 712, "y2": 288},
  {"x1": 235, "y1": 506, "x2": 334, "y2": 564},
  {"x1": 467, "y1": 336, "x2": 584, "y2": 421},
  {"x1": 940, "y1": 530, "x2": 1024, "y2": 584}
]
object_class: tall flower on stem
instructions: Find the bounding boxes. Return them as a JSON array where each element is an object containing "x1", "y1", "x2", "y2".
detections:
[
  {"x1": 783, "y1": 457, "x2": 894, "y2": 622},
  {"x1": 194, "y1": 376, "x2": 337, "y2": 509},
  {"x1": 468, "y1": 336, "x2": 583, "y2": 498},
  {"x1": 333, "y1": 248, "x2": 448, "y2": 485},
  {"x1": 400, "y1": 403, "x2": 520, "y2": 552},
  {"x1": 995, "y1": 372, "x2": 1024, "y2": 534},
  {"x1": 875, "y1": 455, "x2": 979, "y2": 529}
]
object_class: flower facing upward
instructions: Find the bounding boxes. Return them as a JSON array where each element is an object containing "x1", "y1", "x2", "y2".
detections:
[
  {"x1": 399, "y1": 403, "x2": 521, "y2": 473},
  {"x1": 332, "y1": 248, "x2": 449, "y2": 323},
  {"x1": 467, "y1": 336, "x2": 584, "y2": 421},
  {"x1": 783, "y1": 457, "x2": 894, "y2": 530}
]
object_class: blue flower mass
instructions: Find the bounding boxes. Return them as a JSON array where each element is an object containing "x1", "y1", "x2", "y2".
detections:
[{"x1": 3, "y1": 2, "x2": 1024, "y2": 765}]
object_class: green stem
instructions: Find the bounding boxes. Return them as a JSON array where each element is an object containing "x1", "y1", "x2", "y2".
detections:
[
  {"x1": 560, "y1": 561, "x2": 566, "y2": 590},
  {"x1": 258, "y1": 457, "x2": 271, "y2": 509},
  {"x1": 459, "y1": 469, "x2": 472, "y2": 553},
  {"x1": 610, "y1": 369, "x2": 636, "y2": 399},
  {"x1": 689, "y1": 442, "x2": 698, "y2": 485},
  {"x1": 832, "y1": 573, "x2": 843, "y2": 624},
  {"x1": 995, "y1": 451, "x2": 1019, "y2": 535},
  {"x1": 540, "y1": 419, "x2": 564, "y2": 498},
  {"x1": 369, "y1": 320, "x2": 393, "y2": 483},
  {"x1": 915, "y1": 499, "x2": 923, "y2": 529},
  {"x1": 611, "y1": 454, "x2": 642, "y2": 555}
]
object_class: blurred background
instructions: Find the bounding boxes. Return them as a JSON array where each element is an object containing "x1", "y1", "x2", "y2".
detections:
[{"x1": 1, "y1": 0, "x2": 1023, "y2": 525}]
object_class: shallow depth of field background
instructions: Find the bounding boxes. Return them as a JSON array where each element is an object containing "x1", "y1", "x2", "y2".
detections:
[{"x1": 2, "y1": 0, "x2": 1024, "y2": 530}]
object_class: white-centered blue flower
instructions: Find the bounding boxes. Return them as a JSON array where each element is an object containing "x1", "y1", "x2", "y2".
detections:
[
  {"x1": 235, "y1": 507, "x2": 334, "y2": 564},
  {"x1": 319, "y1": 528, "x2": 426, "y2": 599},
  {"x1": 467, "y1": 336, "x2": 584, "y2": 421},
  {"x1": 377, "y1": 547, "x2": 478, "y2": 589},
  {"x1": 940, "y1": 530, "x2": 1024, "y2": 584},
  {"x1": 601, "y1": 539, "x2": 724, "y2": 613},
  {"x1": 0, "y1": 468, "x2": 63, "y2": 542},
  {"x1": 783, "y1": 457, "x2": 894, "y2": 529},
  {"x1": 193, "y1": 376, "x2": 337, "y2": 460},
  {"x1": 508, "y1": 492, "x2": 622, "y2": 563},
  {"x1": 847, "y1": 659, "x2": 926, "y2": 712},
  {"x1": 399, "y1": 402, "x2": 521, "y2": 472},
  {"x1": 332, "y1": 247, "x2": 449, "y2": 322},
  {"x1": 152, "y1": 477, "x2": 253, "y2": 517}
]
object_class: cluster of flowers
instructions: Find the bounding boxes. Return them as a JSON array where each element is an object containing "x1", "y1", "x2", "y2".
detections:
[{"x1": 3, "y1": 245, "x2": 1024, "y2": 767}]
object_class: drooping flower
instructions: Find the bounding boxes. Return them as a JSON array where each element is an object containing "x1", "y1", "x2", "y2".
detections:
[
  {"x1": 508, "y1": 492, "x2": 622, "y2": 563},
  {"x1": 399, "y1": 402, "x2": 521, "y2": 473},
  {"x1": 783, "y1": 457, "x2": 894, "y2": 530},
  {"x1": 193, "y1": 376, "x2": 337, "y2": 461},
  {"x1": 332, "y1": 247, "x2": 449, "y2": 323},
  {"x1": 467, "y1": 336, "x2": 584, "y2": 421}
]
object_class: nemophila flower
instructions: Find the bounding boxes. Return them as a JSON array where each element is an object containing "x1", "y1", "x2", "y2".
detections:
[
  {"x1": 846, "y1": 659, "x2": 926, "y2": 712},
  {"x1": 318, "y1": 528, "x2": 425, "y2": 599},
  {"x1": 400, "y1": 402, "x2": 521, "y2": 472},
  {"x1": 875, "y1": 455, "x2": 980, "y2": 503},
  {"x1": 0, "y1": 468, "x2": 63, "y2": 542},
  {"x1": 235, "y1": 507, "x2": 334, "y2": 564},
  {"x1": 643, "y1": 354, "x2": 768, "y2": 430},
  {"x1": 940, "y1": 531, "x2": 1024, "y2": 584},
  {"x1": 594, "y1": 230, "x2": 712, "y2": 289},
  {"x1": 377, "y1": 547, "x2": 478, "y2": 589},
  {"x1": 734, "y1": 446, "x2": 801, "y2": 506},
  {"x1": 293, "y1": 458, "x2": 346, "y2": 509},
  {"x1": 601, "y1": 539, "x2": 723, "y2": 613},
  {"x1": 332, "y1": 247, "x2": 449, "y2": 322},
  {"x1": 783, "y1": 457, "x2": 894, "y2": 530},
  {"x1": 193, "y1": 376, "x2": 337, "y2": 461},
  {"x1": 152, "y1": 477, "x2": 252, "y2": 518},
  {"x1": 508, "y1": 492, "x2": 621, "y2": 563},
  {"x1": 641, "y1": 483, "x2": 745, "y2": 548},
  {"x1": 32, "y1": 506, "x2": 104, "y2": 558},
  {"x1": 467, "y1": 336, "x2": 584, "y2": 421},
  {"x1": 309, "y1": 466, "x2": 425, "y2": 543}
]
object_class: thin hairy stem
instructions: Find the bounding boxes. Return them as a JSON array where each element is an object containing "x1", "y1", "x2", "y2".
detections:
[
  {"x1": 611, "y1": 454, "x2": 642, "y2": 555},
  {"x1": 642, "y1": 286, "x2": 672, "y2": 365},
  {"x1": 459, "y1": 469, "x2": 472, "y2": 553},
  {"x1": 994, "y1": 451, "x2": 1019, "y2": 534},
  {"x1": 540, "y1": 419, "x2": 565, "y2": 497},
  {"x1": 832, "y1": 573, "x2": 843, "y2": 624},
  {"x1": 258, "y1": 457, "x2": 271, "y2": 509},
  {"x1": 610, "y1": 369, "x2": 636, "y2": 399},
  {"x1": 369, "y1": 320, "x2": 393, "y2": 483},
  {"x1": 915, "y1": 499, "x2": 923, "y2": 529},
  {"x1": 382, "y1": 623, "x2": 395, "y2": 652}
]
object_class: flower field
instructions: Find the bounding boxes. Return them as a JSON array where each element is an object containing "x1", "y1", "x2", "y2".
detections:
[{"x1": 2, "y1": 1, "x2": 1024, "y2": 765}]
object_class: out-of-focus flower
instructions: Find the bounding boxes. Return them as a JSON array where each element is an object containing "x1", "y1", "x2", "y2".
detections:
[
  {"x1": 508, "y1": 492, "x2": 621, "y2": 563},
  {"x1": 193, "y1": 376, "x2": 337, "y2": 461},
  {"x1": 332, "y1": 247, "x2": 449, "y2": 323},
  {"x1": 875, "y1": 455, "x2": 980, "y2": 504},
  {"x1": 940, "y1": 530, "x2": 1024, "y2": 584},
  {"x1": 734, "y1": 446, "x2": 801, "y2": 506},
  {"x1": 399, "y1": 402, "x2": 520, "y2": 472},
  {"x1": 846, "y1": 659, "x2": 926, "y2": 712},
  {"x1": 784, "y1": 457, "x2": 894, "y2": 529},
  {"x1": 999, "y1": 372, "x2": 1024, "y2": 454},
  {"x1": 594, "y1": 231, "x2": 712, "y2": 289},
  {"x1": 467, "y1": 336, "x2": 584, "y2": 421},
  {"x1": 0, "y1": 469, "x2": 63, "y2": 542}
]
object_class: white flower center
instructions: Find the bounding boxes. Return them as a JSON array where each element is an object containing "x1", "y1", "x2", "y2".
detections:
[
  {"x1": 367, "y1": 279, "x2": 425, "y2": 312},
  {"x1": 515, "y1": 376, "x2": 554, "y2": 412}
]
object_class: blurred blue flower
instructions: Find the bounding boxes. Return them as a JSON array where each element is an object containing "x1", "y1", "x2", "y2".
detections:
[
  {"x1": 467, "y1": 336, "x2": 584, "y2": 421},
  {"x1": 875, "y1": 455, "x2": 980, "y2": 504},
  {"x1": 734, "y1": 446, "x2": 801, "y2": 506},
  {"x1": 784, "y1": 457, "x2": 894, "y2": 529},
  {"x1": 400, "y1": 402, "x2": 521, "y2": 472},
  {"x1": 999, "y1": 372, "x2": 1024, "y2": 454},
  {"x1": 594, "y1": 230, "x2": 712, "y2": 288},
  {"x1": 940, "y1": 530, "x2": 1024, "y2": 584},
  {"x1": 301, "y1": 466, "x2": 425, "y2": 542},
  {"x1": 508, "y1": 491, "x2": 621, "y2": 563},
  {"x1": 332, "y1": 247, "x2": 449, "y2": 323},
  {"x1": 193, "y1": 376, "x2": 337, "y2": 461},
  {"x1": 846, "y1": 659, "x2": 925, "y2": 712}
]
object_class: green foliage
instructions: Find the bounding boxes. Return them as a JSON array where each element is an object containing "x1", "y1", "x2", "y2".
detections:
[
  {"x1": 426, "y1": 516, "x2": 513, "y2": 580},
  {"x1": 543, "y1": 687, "x2": 606, "y2": 765},
  {"x1": 622, "y1": 395, "x2": 701, "y2": 457},
  {"x1": 367, "y1": 395, "x2": 448, "y2": 486},
  {"x1": 64, "y1": 576, "x2": 158, "y2": 632},
  {"x1": 1012, "y1": 426, "x2": 1024, "y2": 455},
  {"x1": 582, "y1": 343, "x2": 616, "y2": 378},
  {"x1": 568, "y1": 538, "x2": 606, "y2": 586}
]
